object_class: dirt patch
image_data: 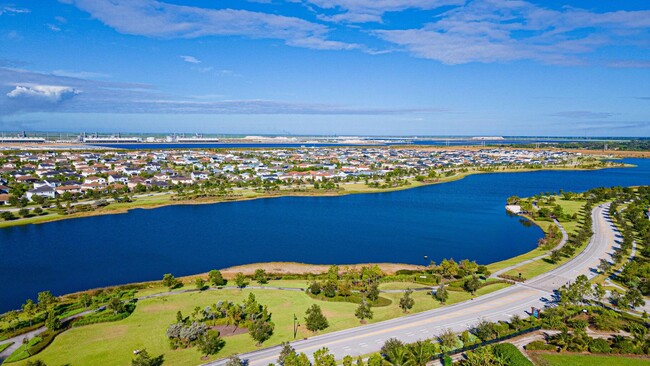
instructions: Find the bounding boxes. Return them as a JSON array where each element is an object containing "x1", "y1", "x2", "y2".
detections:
[
  {"x1": 213, "y1": 262, "x2": 425, "y2": 278},
  {"x1": 211, "y1": 324, "x2": 248, "y2": 337}
]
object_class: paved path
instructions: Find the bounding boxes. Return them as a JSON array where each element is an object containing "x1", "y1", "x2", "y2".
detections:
[
  {"x1": 490, "y1": 218, "x2": 569, "y2": 279},
  {"x1": 0, "y1": 310, "x2": 93, "y2": 362},
  {"x1": 201, "y1": 203, "x2": 617, "y2": 366}
]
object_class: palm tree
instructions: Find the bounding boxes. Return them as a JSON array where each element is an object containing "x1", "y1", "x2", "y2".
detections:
[
  {"x1": 405, "y1": 340, "x2": 434, "y2": 366},
  {"x1": 384, "y1": 345, "x2": 413, "y2": 366}
]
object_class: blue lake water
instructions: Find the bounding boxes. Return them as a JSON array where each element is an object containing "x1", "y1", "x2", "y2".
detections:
[{"x1": 1, "y1": 158, "x2": 649, "y2": 312}]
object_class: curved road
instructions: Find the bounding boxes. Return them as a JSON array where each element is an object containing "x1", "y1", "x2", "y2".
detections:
[{"x1": 203, "y1": 203, "x2": 616, "y2": 366}]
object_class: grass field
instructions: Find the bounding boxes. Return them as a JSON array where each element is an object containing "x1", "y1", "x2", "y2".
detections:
[
  {"x1": 9, "y1": 281, "x2": 509, "y2": 366},
  {"x1": 0, "y1": 342, "x2": 13, "y2": 353},
  {"x1": 532, "y1": 353, "x2": 650, "y2": 366},
  {"x1": 377, "y1": 282, "x2": 424, "y2": 290}
]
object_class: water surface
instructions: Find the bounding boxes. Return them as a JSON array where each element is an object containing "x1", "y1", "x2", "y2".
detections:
[{"x1": 1, "y1": 158, "x2": 649, "y2": 311}]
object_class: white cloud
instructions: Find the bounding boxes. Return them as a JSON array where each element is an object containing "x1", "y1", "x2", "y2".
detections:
[
  {"x1": 306, "y1": 0, "x2": 463, "y2": 23},
  {"x1": 180, "y1": 55, "x2": 201, "y2": 64},
  {"x1": 0, "y1": 6, "x2": 30, "y2": 16},
  {"x1": 1, "y1": 67, "x2": 438, "y2": 115},
  {"x1": 373, "y1": 0, "x2": 650, "y2": 65},
  {"x1": 46, "y1": 24, "x2": 62, "y2": 32},
  {"x1": 51, "y1": 70, "x2": 110, "y2": 79},
  {"x1": 63, "y1": 0, "x2": 359, "y2": 51},
  {"x1": 304, "y1": 0, "x2": 465, "y2": 23},
  {"x1": 7, "y1": 85, "x2": 81, "y2": 102},
  {"x1": 550, "y1": 111, "x2": 619, "y2": 119}
]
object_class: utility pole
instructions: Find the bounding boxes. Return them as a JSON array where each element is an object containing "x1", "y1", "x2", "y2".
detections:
[{"x1": 293, "y1": 314, "x2": 299, "y2": 339}]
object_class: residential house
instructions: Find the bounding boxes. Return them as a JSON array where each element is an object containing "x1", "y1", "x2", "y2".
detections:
[{"x1": 26, "y1": 186, "x2": 56, "y2": 201}]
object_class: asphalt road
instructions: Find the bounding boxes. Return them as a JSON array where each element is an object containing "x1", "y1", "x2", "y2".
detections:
[{"x1": 203, "y1": 203, "x2": 616, "y2": 366}]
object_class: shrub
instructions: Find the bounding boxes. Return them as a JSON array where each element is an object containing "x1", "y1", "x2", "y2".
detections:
[
  {"x1": 442, "y1": 354, "x2": 452, "y2": 366},
  {"x1": 492, "y1": 343, "x2": 533, "y2": 366},
  {"x1": 589, "y1": 338, "x2": 612, "y2": 354},
  {"x1": 525, "y1": 340, "x2": 556, "y2": 351}
]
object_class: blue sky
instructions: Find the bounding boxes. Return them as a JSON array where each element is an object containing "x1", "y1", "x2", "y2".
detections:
[{"x1": 0, "y1": 0, "x2": 649, "y2": 136}]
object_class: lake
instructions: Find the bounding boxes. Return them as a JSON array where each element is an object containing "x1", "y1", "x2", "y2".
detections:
[{"x1": 1, "y1": 158, "x2": 649, "y2": 312}]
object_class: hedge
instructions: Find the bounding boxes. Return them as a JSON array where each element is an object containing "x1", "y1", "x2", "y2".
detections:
[{"x1": 525, "y1": 340, "x2": 557, "y2": 351}]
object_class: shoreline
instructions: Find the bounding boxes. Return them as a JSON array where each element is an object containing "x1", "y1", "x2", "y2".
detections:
[
  {"x1": 0, "y1": 162, "x2": 628, "y2": 310},
  {"x1": 0, "y1": 163, "x2": 632, "y2": 230}
]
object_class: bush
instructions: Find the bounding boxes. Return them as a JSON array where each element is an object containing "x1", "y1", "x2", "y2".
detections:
[
  {"x1": 589, "y1": 338, "x2": 612, "y2": 354},
  {"x1": 492, "y1": 343, "x2": 533, "y2": 366},
  {"x1": 442, "y1": 354, "x2": 452, "y2": 366},
  {"x1": 525, "y1": 340, "x2": 556, "y2": 351}
]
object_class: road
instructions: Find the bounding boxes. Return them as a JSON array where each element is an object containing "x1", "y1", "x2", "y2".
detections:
[{"x1": 203, "y1": 203, "x2": 617, "y2": 366}]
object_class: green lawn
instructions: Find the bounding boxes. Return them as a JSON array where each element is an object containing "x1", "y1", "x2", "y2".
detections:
[
  {"x1": 0, "y1": 342, "x2": 13, "y2": 353},
  {"x1": 534, "y1": 353, "x2": 650, "y2": 366},
  {"x1": 377, "y1": 282, "x2": 424, "y2": 290},
  {"x1": 5, "y1": 337, "x2": 42, "y2": 363},
  {"x1": 9, "y1": 282, "x2": 509, "y2": 366},
  {"x1": 504, "y1": 241, "x2": 588, "y2": 280}
]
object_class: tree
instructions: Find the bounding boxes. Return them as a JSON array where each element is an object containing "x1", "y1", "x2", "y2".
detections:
[
  {"x1": 439, "y1": 259, "x2": 459, "y2": 278},
  {"x1": 434, "y1": 284, "x2": 448, "y2": 304},
  {"x1": 45, "y1": 310, "x2": 60, "y2": 331},
  {"x1": 598, "y1": 259, "x2": 612, "y2": 274},
  {"x1": 1, "y1": 211, "x2": 16, "y2": 220},
  {"x1": 19, "y1": 208, "x2": 30, "y2": 217},
  {"x1": 5, "y1": 310, "x2": 19, "y2": 332},
  {"x1": 108, "y1": 297, "x2": 125, "y2": 315},
  {"x1": 399, "y1": 289, "x2": 415, "y2": 313},
  {"x1": 313, "y1": 347, "x2": 336, "y2": 366},
  {"x1": 550, "y1": 250, "x2": 562, "y2": 263},
  {"x1": 22, "y1": 299, "x2": 37, "y2": 326},
  {"x1": 234, "y1": 272, "x2": 248, "y2": 289},
  {"x1": 225, "y1": 355, "x2": 244, "y2": 366},
  {"x1": 570, "y1": 275, "x2": 592, "y2": 304},
  {"x1": 623, "y1": 288, "x2": 646, "y2": 309},
  {"x1": 464, "y1": 276, "x2": 481, "y2": 296},
  {"x1": 366, "y1": 283, "x2": 380, "y2": 302},
  {"x1": 37, "y1": 291, "x2": 57, "y2": 311},
  {"x1": 473, "y1": 320, "x2": 496, "y2": 341},
  {"x1": 208, "y1": 270, "x2": 227, "y2": 286},
  {"x1": 253, "y1": 268, "x2": 268, "y2": 284},
  {"x1": 79, "y1": 293, "x2": 92, "y2": 308},
  {"x1": 460, "y1": 259, "x2": 479, "y2": 275},
  {"x1": 354, "y1": 300, "x2": 373, "y2": 323},
  {"x1": 407, "y1": 340, "x2": 436, "y2": 366},
  {"x1": 197, "y1": 330, "x2": 225, "y2": 356},
  {"x1": 249, "y1": 318, "x2": 274, "y2": 345},
  {"x1": 162, "y1": 273, "x2": 178, "y2": 290},
  {"x1": 438, "y1": 328, "x2": 458, "y2": 351},
  {"x1": 305, "y1": 304, "x2": 329, "y2": 333},
  {"x1": 309, "y1": 281, "x2": 322, "y2": 295},
  {"x1": 323, "y1": 280, "x2": 337, "y2": 297},
  {"x1": 132, "y1": 349, "x2": 165, "y2": 366},
  {"x1": 593, "y1": 283, "x2": 606, "y2": 305},
  {"x1": 195, "y1": 277, "x2": 206, "y2": 290},
  {"x1": 278, "y1": 342, "x2": 296, "y2": 366}
]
